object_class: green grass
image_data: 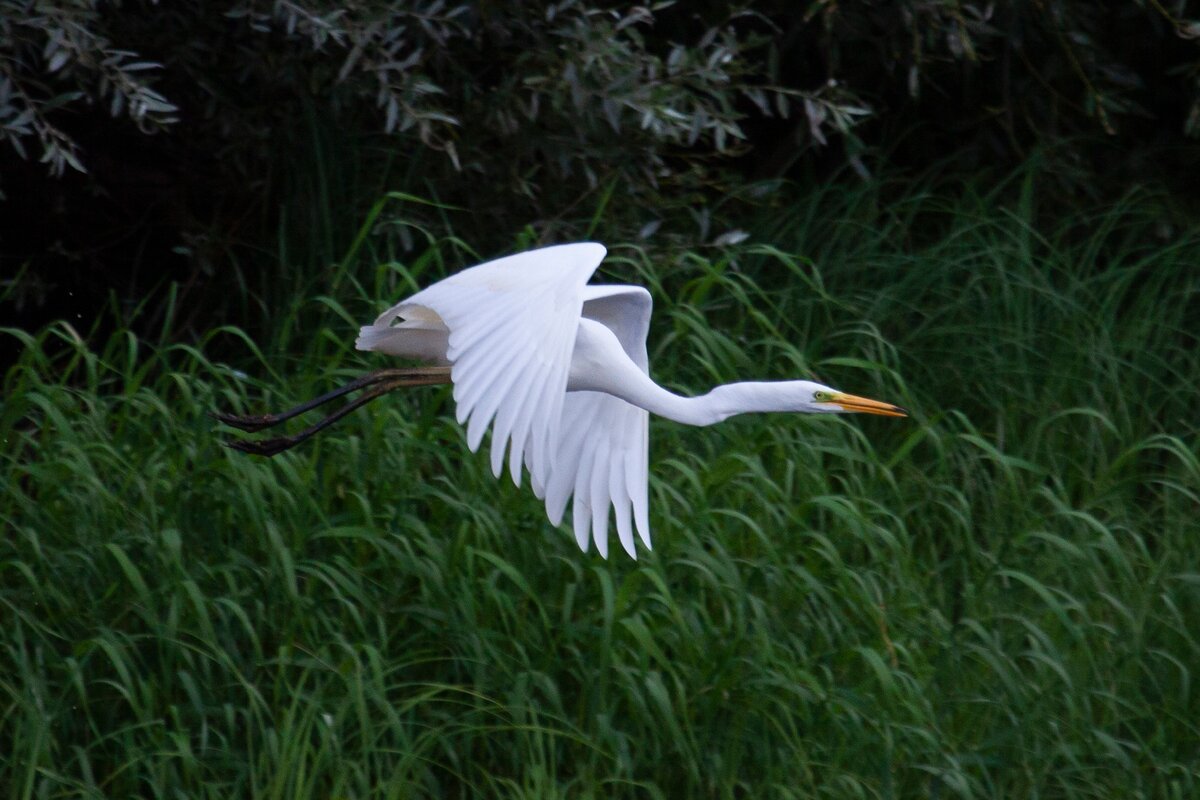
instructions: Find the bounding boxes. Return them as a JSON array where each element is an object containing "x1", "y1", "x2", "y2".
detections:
[{"x1": 3, "y1": 174, "x2": 1199, "y2": 798}]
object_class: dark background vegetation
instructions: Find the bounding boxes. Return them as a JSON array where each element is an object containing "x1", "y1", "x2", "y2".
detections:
[{"x1": 3, "y1": 0, "x2": 1200, "y2": 346}]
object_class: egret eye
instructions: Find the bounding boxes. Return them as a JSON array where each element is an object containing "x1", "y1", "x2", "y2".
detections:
[{"x1": 813, "y1": 390, "x2": 834, "y2": 403}]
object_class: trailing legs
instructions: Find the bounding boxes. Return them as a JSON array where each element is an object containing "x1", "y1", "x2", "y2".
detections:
[{"x1": 214, "y1": 367, "x2": 451, "y2": 456}]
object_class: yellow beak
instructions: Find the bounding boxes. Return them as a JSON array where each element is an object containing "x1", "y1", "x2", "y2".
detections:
[{"x1": 829, "y1": 392, "x2": 908, "y2": 418}]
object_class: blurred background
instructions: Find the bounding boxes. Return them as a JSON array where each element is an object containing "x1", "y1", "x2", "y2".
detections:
[
  {"x1": 4, "y1": 0, "x2": 1200, "y2": 343},
  {"x1": 2, "y1": 2, "x2": 1199, "y2": 797}
]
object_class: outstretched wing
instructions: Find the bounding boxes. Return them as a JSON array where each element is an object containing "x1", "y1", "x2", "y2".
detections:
[
  {"x1": 544, "y1": 286, "x2": 652, "y2": 558},
  {"x1": 360, "y1": 242, "x2": 606, "y2": 490}
]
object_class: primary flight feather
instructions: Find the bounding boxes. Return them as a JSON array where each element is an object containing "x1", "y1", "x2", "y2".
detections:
[{"x1": 219, "y1": 242, "x2": 906, "y2": 558}]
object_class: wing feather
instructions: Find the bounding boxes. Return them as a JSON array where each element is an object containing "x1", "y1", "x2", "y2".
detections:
[
  {"x1": 590, "y1": 440, "x2": 613, "y2": 558},
  {"x1": 367, "y1": 243, "x2": 606, "y2": 489},
  {"x1": 554, "y1": 392, "x2": 649, "y2": 557},
  {"x1": 542, "y1": 285, "x2": 653, "y2": 557},
  {"x1": 572, "y1": 494, "x2": 592, "y2": 554},
  {"x1": 463, "y1": 343, "x2": 527, "y2": 450},
  {"x1": 507, "y1": 356, "x2": 553, "y2": 484},
  {"x1": 629, "y1": 429, "x2": 651, "y2": 549},
  {"x1": 545, "y1": 403, "x2": 593, "y2": 525},
  {"x1": 359, "y1": 246, "x2": 658, "y2": 558},
  {"x1": 490, "y1": 368, "x2": 536, "y2": 478},
  {"x1": 610, "y1": 452, "x2": 635, "y2": 557}
]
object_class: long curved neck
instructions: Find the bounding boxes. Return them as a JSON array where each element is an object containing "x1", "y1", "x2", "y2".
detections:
[
  {"x1": 567, "y1": 319, "x2": 808, "y2": 426},
  {"x1": 602, "y1": 376, "x2": 805, "y2": 427}
]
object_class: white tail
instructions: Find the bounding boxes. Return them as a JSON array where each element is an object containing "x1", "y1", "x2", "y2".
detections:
[
  {"x1": 355, "y1": 321, "x2": 451, "y2": 363},
  {"x1": 355, "y1": 325, "x2": 404, "y2": 353}
]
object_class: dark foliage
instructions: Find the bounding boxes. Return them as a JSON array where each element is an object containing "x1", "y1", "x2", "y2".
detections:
[{"x1": 2, "y1": 0, "x2": 1200, "y2": 344}]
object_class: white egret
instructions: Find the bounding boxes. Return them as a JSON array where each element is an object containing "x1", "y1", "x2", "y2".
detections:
[{"x1": 217, "y1": 242, "x2": 906, "y2": 558}]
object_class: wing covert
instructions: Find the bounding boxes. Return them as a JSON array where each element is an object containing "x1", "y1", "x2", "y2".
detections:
[
  {"x1": 360, "y1": 248, "x2": 657, "y2": 559},
  {"x1": 365, "y1": 242, "x2": 606, "y2": 489}
]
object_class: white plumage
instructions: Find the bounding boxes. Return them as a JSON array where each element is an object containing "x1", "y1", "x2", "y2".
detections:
[
  {"x1": 356, "y1": 243, "x2": 653, "y2": 557},
  {"x1": 349, "y1": 242, "x2": 906, "y2": 559},
  {"x1": 219, "y1": 243, "x2": 905, "y2": 557}
]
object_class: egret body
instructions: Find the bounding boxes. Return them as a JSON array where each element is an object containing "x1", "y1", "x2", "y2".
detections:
[{"x1": 219, "y1": 243, "x2": 905, "y2": 558}]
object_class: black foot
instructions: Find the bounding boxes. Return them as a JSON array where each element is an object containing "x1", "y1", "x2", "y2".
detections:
[
  {"x1": 222, "y1": 435, "x2": 303, "y2": 457},
  {"x1": 209, "y1": 410, "x2": 284, "y2": 433}
]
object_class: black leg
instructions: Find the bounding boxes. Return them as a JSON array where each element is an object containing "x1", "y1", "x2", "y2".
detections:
[
  {"x1": 216, "y1": 367, "x2": 451, "y2": 457},
  {"x1": 211, "y1": 367, "x2": 451, "y2": 432}
]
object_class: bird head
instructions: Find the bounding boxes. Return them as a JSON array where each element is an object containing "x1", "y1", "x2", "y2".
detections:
[{"x1": 800, "y1": 381, "x2": 908, "y2": 417}]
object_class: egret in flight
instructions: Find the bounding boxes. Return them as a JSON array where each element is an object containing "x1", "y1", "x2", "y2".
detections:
[{"x1": 217, "y1": 243, "x2": 906, "y2": 558}]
